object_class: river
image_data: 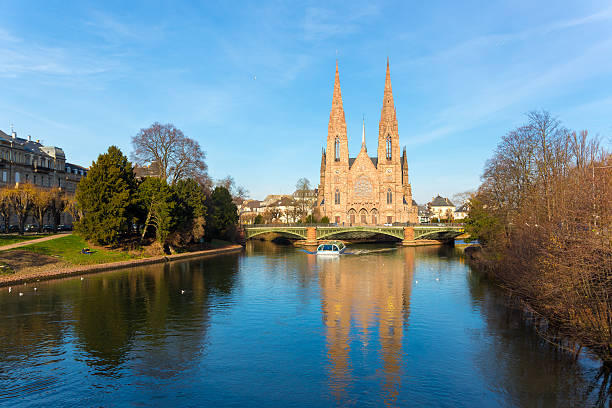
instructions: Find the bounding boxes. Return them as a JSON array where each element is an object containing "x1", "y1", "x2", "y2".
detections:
[{"x1": 0, "y1": 242, "x2": 607, "y2": 407}]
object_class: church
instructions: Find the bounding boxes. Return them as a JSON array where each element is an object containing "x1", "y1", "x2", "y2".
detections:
[{"x1": 315, "y1": 60, "x2": 418, "y2": 225}]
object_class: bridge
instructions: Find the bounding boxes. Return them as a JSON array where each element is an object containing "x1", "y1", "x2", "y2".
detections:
[{"x1": 243, "y1": 224, "x2": 465, "y2": 246}]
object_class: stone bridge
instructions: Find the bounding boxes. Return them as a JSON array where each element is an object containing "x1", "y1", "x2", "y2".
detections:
[{"x1": 243, "y1": 224, "x2": 465, "y2": 246}]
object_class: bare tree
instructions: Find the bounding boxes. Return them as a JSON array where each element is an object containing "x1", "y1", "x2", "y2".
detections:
[
  {"x1": 131, "y1": 122, "x2": 210, "y2": 187},
  {"x1": 216, "y1": 175, "x2": 249, "y2": 204},
  {"x1": 0, "y1": 189, "x2": 12, "y2": 232},
  {"x1": 7, "y1": 183, "x2": 36, "y2": 234},
  {"x1": 31, "y1": 188, "x2": 51, "y2": 232},
  {"x1": 48, "y1": 188, "x2": 67, "y2": 231},
  {"x1": 295, "y1": 177, "x2": 311, "y2": 221}
]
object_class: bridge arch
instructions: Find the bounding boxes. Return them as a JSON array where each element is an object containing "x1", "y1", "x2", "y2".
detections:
[{"x1": 244, "y1": 227, "x2": 308, "y2": 240}]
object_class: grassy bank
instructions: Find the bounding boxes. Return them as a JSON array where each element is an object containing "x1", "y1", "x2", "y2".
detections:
[
  {"x1": 0, "y1": 234, "x2": 50, "y2": 246},
  {"x1": 17, "y1": 234, "x2": 139, "y2": 265}
]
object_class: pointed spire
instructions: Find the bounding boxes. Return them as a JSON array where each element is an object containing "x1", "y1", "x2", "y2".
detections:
[
  {"x1": 361, "y1": 115, "x2": 366, "y2": 151},
  {"x1": 382, "y1": 57, "x2": 395, "y2": 118},
  {"x1": 329, "y1": 60, "x2": 346, "y2": 136},
  {"x1": 329, "y1": 60, "x2": 346, "y2": 126}
]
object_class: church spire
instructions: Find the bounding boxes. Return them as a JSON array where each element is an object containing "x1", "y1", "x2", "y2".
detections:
[
  {"x1": 329, "y1": 60, "x2": 346, "y2": 126},
  {"x1": 381, "y1": 57, "x2": 395, "y2": 122},
  {"x1": 361, "y1": 115, "x2": 366, "y2": 151}
]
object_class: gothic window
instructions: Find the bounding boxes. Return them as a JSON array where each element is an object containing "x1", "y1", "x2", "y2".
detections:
[
  {"x1": 335, "y1": 137, "x2": 340, "y2": 161},
  {"x1": 387, "y1": 188, "x2": 392, "y2": 204},
  {"x1": 334, "y1": 189, "x2": 340, "y2": 204},
  {"x1": 386, "y1": 136, "x2": 392, "y2": 160}
]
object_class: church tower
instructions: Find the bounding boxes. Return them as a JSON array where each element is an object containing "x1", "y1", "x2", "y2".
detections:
[
  {"x1": 377, "y1": 59, "x2": 404, "y2": 223},
  {"x1": 320, "y1": 61, "x2": 349, "y2": 220}
]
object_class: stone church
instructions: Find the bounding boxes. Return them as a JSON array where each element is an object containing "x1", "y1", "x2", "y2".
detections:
[{"x1": 315, "y1": 60, "x2": 418, "y2": 225}]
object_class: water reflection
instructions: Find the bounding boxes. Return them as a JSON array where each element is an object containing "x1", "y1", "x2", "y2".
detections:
[
  {"x1": 0, "y1": 254, "x2": 239, "y2": 403},
  {"x1": 0, "y1": 242, "x2": 608, "y2": 407},
  {"x1": 318, "y1": 248, "x2": 414, "y2": 406}
]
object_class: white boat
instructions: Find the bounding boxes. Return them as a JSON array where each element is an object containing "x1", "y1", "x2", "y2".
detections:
[{"x1": 316, "y1": 241, "x2": 346, "y2": 255}]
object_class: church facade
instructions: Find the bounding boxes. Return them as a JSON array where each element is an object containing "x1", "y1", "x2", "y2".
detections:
[{"x1": 315, "y1": 61, "x2": 418, "y2": 225}]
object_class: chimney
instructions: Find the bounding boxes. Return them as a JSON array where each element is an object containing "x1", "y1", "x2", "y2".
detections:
[
  {"x1": 11, "y1": 130, "x2": 16, "y2": 139},
  {"x1": 28, "y1": 135, "x2": 31, "y2": 141}
]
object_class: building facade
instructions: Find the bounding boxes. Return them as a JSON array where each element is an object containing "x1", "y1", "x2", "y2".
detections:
[
  {"x1": 0, "y1": 128, "x2": 87, "y2": 194},
  {"x1": 316, "y1": 61, "x2": 418, "y2": 225},
  {"x1": 0, "y1": 127, "x2": 88, "y2": 227}
]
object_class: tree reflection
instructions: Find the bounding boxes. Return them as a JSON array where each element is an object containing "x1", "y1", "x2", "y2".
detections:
[
  {"x1": 318, "y1": 247, "x2": 415, "y2": 406},
  {"x1": 70, "y1": 254, "x2": 239, "y2": 377},
  {"x1": 465, "y1": 268, "x2": 608, "y2": 406}
]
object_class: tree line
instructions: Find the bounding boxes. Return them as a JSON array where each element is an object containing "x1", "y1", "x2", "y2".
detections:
[
  {"x1": 75, "y1": 123, "x2": 239, "y2": 253},
  {"x1": 466, "y1": 110, "x2": 611, "y2": 366},
  {"x1": 0, "y1": 184, "x2": 78, "y2": 234}
]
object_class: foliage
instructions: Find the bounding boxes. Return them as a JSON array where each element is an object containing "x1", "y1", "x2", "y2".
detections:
[
  {"x1": 168, "y1": 178, "x2": 207, "y2": 246},
  {"x1": 304, "y1": 214, "x2": 317, "y2": 223},
  {"x1": 75, "y1": 146, "x2": 138, "y2": 245},
  {"x1": 138, "y1": 177, "x2": 175, "y2": 247},
  {"x1": 470, "y1": 110, "x2": 612, "y2": 364},
  {"x1": 48, "y1": 189, "x2": 68, "y2": 231},
  {"x1": 7, "y1": 183, "x2": 36, "y2": 234},
  {"x1": 320, "y1": 216, "x2": 330, "y2": 224},
  {"x1": 253, "y1": 214, "x2": 263, "y2": 225},
  {"x1": 205, "y1": 186, "x2": 238, "y2": 240},
  {"x1": 216, "y1": 175, "x2": 248, "y2": 204},
  {"x1": 0, "y1": 189, "x2": 12, "y2": 233},
  {"x1": 31, "y1": 188, "x2": 52, "y2": 233}
]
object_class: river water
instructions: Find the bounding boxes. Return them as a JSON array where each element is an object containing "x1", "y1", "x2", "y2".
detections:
[{"x1": 0, "y1": 242, "x2": 607, "y2": 407}]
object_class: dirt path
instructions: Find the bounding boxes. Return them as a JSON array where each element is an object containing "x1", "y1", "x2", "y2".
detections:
[{"x1": 0, "y1": 233, "x2": 72, "y2": 251}]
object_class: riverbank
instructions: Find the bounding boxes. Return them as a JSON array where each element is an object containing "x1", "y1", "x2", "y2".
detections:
[{"x1": 0, "y1": 244, "x2": 243, "y2": 287}]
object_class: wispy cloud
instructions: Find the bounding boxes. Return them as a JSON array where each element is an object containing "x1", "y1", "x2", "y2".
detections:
[
  {"x1": 407, "y1": 36, "x2": 612, "y2": 146},
  {"x1": 408, "y1": 6, "x2": 612, "y2": 65},
  {"x1": 301, "y1": 3, "x2": 380, "y2": 42},
  {"x1": 0, "y1": 28, "x2": 118, "y2": 80}
]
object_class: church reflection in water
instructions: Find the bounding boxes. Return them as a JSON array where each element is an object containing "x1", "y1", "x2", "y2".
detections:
[{"x1": 318, "y1": 248, "x2": 415, "y2": 406}]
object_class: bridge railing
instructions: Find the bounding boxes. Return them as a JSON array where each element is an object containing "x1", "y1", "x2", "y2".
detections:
[{"x1": 243, "y1": 222, "x2": 465, "y2": 228}]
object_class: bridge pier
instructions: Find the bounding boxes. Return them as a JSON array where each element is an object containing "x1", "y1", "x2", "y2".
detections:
[
  {"x1": 304, "y1": 227, "x2": 318, "y2": 246},
  {"x1": 402, "y1": 227, "x2": 418, "y2": 246}
]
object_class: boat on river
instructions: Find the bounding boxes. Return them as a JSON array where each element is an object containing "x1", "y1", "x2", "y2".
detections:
[{"x1": 316, "y1": 241, "x2": 346, "y2": 255}]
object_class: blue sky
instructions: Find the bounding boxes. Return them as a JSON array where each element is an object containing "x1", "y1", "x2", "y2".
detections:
[{"x1": 1, "y1": 1, "x2": 611, "y2": 203}]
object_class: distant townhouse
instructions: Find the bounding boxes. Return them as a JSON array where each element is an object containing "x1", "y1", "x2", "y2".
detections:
[
  {"x1": 453, "y1": 202, "x2": 470, "y2": 220},
  {"x1": 428, "y1": 195, "x2": 455, "y2": 221}
]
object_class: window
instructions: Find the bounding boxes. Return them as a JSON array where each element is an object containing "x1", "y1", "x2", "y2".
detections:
[
  {"x1": 334, "y1": 137, "x2": 340, "y2": 161},
  {"x1": 386, "y1": 136, "x2": 392, "y2": 160},
  {"x1": 387, "y1": 188, "x2": 392, "y2": 204},
  {"x1": 2, "y1": 171, "x2": 6, "y2": 182},
  {"x1": 334, "y1": 189, "x2": 340, "y2": 204},
  {"x1": 361, "y1": 213, "x2": 367, "y2": 224},
  {"x1": 15, "y1": 172, "x2": 20, "y2": 183}
]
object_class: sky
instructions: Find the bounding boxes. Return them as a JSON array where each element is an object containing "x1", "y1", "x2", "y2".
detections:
[{"x1": 1, "y1": 1, "x2": 611, "y2": 204}]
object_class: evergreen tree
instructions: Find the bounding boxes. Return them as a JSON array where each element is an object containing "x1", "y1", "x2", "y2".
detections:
[
  {"x1": 75, "y1": 146, "x2": 138, "y2": 244},
  {"x1": 205, "y1": 186, "x2": 238, "y2": 239},
  {"x1": 137, "y1": 177, "x2": 175, "y2": 246},
  {"x1": 170, "y1": 178, "x2": 207, "y2": 245}
]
